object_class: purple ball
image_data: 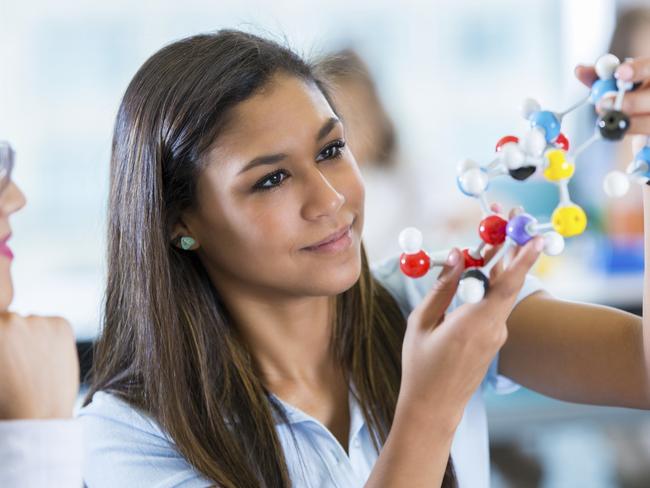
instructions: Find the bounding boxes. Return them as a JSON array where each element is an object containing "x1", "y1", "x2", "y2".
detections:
[{"x1": 506, "y1": 213, "x2": 537, "y2": 246}]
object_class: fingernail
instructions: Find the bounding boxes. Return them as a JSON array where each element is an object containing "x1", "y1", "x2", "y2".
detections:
[
  {"x1": 534, "y1": 237, "x2": 544, "y2": 252},
  {"x1": 447, "y1": 249, "x2": 459, "y2": 265},
  {"x1": 615, "y1": 64, "x2": 634, "y2": 81}
]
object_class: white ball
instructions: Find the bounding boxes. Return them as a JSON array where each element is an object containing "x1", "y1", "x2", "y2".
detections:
[
  {"x1": 603, "y1": 170, "x2": 630, "y2": 198},
  {"x1": 521, "y1": 127, "x2": 547, "y2": 158},
  {"x1": 458, "y1": 277, "x2": 485, "y2": 304},
  {"x1": 520, "y1": 98, "x2": 541, "y2": 120},
  {"x1": 499, "y1": 143, "x2": 526, "y2": 170},
  {"x1": 398, "y1": 227, "x2": 423, "y2": 254},
  {"x1": 543, "y1": 231, "x2": 565, "y2": 256},
  {"x1": 595, "y1": 54, "x2": 620, "y2": 80},
  {"x1": 459, "y1": 168, "x2": 489, "y2": 195},
  {"x1": 456, "y1": 158, "x2": 480, "y2": 176}
]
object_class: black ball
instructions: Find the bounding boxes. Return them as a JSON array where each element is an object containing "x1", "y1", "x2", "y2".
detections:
[
  {"x1": 597, "y1": 110, "x2": 630, "y2": 141},
  {"x1": 509, "y1": 165, "x2": 537, "y2": 181},
  {"x1": 461, "y1": 268, "x2": 490, "y2": 294}
]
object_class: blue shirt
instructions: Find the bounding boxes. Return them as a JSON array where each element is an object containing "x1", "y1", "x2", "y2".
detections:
[
  {"x1": 0, "y1": 419, "x2": 83, "y2": 487},
  {"x1": 78, "y1": 255, "x2": 544, "y2": 487}
]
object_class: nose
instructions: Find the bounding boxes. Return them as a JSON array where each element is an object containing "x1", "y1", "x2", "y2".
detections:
[
  {"x1": 0, "y1": 181, "x2": 27, "y2": 217},
  {"x1": 300, "y1": 168, "x2": 345, "y2": 221}
]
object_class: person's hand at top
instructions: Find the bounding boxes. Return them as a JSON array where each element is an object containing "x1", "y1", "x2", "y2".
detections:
[
  {"x1": 575, "y1": 56, "x2": 650, "y2": 136},
  {"x1": 0, "y1": 143, "x2": 79, "y2": 420}
]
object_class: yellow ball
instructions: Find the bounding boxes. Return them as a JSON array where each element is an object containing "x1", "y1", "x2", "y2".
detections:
[
  {"x1": 543, "y1": 149, "x2": 575, "y2": 182},
  {"x1": 552, "y1": 205, "x2": 587, "y2": 237}
]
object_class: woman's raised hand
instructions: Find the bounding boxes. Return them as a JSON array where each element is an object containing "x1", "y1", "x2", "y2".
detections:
[
  {"x1": 397, "y1": 236, "x2": 543, "y2": 428},
  {"x1": 576, "y1": 56, "x2": 650, "y2": 136}
]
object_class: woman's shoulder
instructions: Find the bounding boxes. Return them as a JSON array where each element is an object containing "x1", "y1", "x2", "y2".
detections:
[{"x1": 77, "y1": 391, "x2": 212, "y2": 487}]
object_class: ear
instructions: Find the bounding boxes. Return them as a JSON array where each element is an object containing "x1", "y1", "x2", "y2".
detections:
[{"x1": 171, "y1": 217, "x2": 200, "y2": 251}]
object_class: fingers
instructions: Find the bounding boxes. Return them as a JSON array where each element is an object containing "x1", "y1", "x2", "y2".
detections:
[
  {"x1": 487, "y1": 236, "x2": 543, "y2": 303},
  {"x1": 489, "y1": 202, "x2": 502, "y2": 214},
  {"x1": 574, "y1": 65, "x2": 598, "y2": 87},
  {"x1": 615, "y1": 57, "x2": 650, "y2": 84},
  {"x1": 482, "y1": 243, "x2": 500, "y2": 263},
  {"x1": 508, "y1": 206, "x2": 523, "y2": 219},
  {"x1": 621, "y1": 88, "x2": 650, "y2": 115},
  {"x1": 410, "y1": 248, "x2": 464, "y2": 330},
  {"x1": 629, "y1": 115, "x2": 650, "y2": 136},
  {"x1": 576, "y1": 58, "x2": 650, "y2": 137}
]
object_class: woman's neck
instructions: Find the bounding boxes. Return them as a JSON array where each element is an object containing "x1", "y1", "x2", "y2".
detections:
[
  {"x1": 223, "y1": 289, "x2": 339, "y2": 384},
  {"x1": 214, "y1": 279, "x2": 352, "y2": 450}
]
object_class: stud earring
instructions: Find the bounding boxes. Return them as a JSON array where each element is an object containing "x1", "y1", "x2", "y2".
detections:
[{"x1": 179, "y1": 236, "x2": 196, "y2": 250}]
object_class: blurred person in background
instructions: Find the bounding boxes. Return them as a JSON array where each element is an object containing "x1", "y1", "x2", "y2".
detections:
[
  {"x1": 604, "y1": 6, "x2": 650, "y2": 240},
  {"x1": 0, "y1": 142, "x2": 82, "y2": 487}
]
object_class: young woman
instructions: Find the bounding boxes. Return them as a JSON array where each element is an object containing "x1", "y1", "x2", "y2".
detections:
[
  {"x1": 80, "y1": 30, "x2": 650, "y2": 488},
  {"x1": 0, "y1": 142, "x2": 82, "y2": 486}
]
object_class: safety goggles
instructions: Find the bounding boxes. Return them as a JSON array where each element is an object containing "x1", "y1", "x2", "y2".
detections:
[{"x1": 0, "y1": 142, "x2": 15, "y2": 197}]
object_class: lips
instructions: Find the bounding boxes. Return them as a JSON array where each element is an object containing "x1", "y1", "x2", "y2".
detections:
[
  {"x1": 0, "y1": 233, "x2": 13, "y2": 260},
  {"x1": 304, "y1": 223, "x2": 352, "y2": 249}
]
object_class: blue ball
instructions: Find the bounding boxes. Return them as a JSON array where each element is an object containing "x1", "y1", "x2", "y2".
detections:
[
  {"x1": 635, "y1": 146, "x2": 650, "y2": 164},
  {"x1": 590, "y1": 78, "x2": 618, "y2": 104},
  {"x1": 529, "y1": 111, "x2": 561, "y2": 143}
]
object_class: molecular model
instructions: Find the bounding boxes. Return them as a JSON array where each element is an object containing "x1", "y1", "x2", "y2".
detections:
[{"x1": 398, "y1": 54, "x2": 650, "y2": 304}]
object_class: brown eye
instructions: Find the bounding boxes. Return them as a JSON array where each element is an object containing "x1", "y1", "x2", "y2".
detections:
[
  {"x1": 253, "y1": 169, "x2": 289, "y2": 192},
  {"x1": 316, "y1": 140, "x2": 345, "y2": 162}
]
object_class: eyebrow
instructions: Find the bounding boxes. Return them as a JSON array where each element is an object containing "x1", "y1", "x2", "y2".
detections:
[{"x1": 237, "y1": 117, "x2": 341, "y2": 175}]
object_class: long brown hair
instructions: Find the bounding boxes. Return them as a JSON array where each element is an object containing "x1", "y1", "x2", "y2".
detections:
[{"x1": 86, "y1": 30, "x2": 456, "y2": 487}]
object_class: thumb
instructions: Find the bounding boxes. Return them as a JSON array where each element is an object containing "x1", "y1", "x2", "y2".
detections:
[
  {"x1": 410, "y1": 248, "x2": 464, "y2": 331},
  {"x1": 574, "y1": 64, "x2": 598, "y2": 88}
]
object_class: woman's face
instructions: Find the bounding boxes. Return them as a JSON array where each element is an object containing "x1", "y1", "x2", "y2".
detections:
[
  {"x1": 0, "y1": 181, "x2": 26, "y2": 311},
  {"x1": 180, "y1": 72, "x2": 365, "y2": 299}
]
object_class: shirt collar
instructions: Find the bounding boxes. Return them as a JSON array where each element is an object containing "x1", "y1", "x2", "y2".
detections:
[{"x1": 269, "y1": 382, "x2": 367, "y2": 443}]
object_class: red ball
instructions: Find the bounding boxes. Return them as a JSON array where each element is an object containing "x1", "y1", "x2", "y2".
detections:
[
  {"x1": 479, "y1": 215, "x2": 508, "y2": 245},
  {"x1": 400, "y1": 251, "x2": 431, "y2": 278},
  {"x1": 495, "y1": 135, "x2": 519, "y2": 152},
  {"x1": 462, "y1": 248, "x2": 485, "y2": 268},
  {"x1": 555, "y1": 133, "x2": 570, "y2": 151}
]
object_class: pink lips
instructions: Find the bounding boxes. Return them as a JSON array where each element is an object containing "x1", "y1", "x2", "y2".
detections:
[
  {"x1": 0, "y1": 234, "x2": 13, "y2": 261},
  {"x1": 303, "y1": 225, "x2": 353, "y2": 254}
]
